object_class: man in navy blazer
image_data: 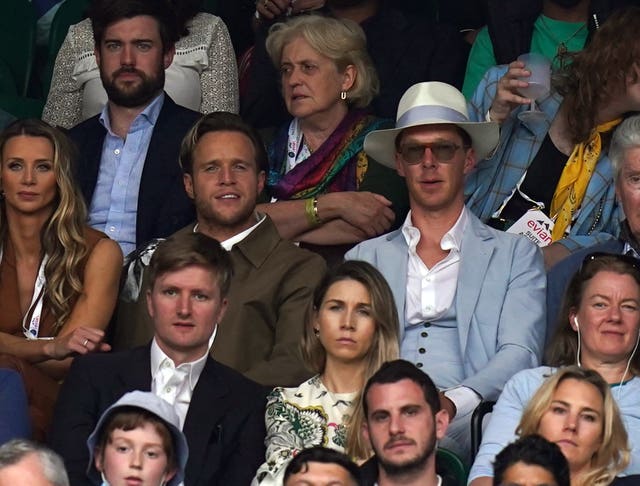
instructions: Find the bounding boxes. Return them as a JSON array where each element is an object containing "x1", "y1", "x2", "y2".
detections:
[
  {"x1": 346, "y1": 82, "x2": 546, "y2": 460},
  {"x1": 48, "y1": 233, "x2": 267, "y2": 486},
  {"x1": 68, "y1": 0, "x2": 198, "y2": 255}
]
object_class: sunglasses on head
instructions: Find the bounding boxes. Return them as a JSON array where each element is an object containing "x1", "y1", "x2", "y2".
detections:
[
  {"x1": 581, "y1": 252, "x2": 640, "y2": 272},
  {"x1": 397, "y1": 141, "x2": 468, "y2": 165}
]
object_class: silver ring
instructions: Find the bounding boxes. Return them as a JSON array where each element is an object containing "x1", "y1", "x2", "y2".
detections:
[{"x1": 82, "y1": 339, "x2": 89, "y2": 347}]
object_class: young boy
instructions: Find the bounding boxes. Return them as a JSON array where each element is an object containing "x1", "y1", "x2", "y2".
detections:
[{"x1": 86, "y1": 391, "x2": 188, "y2": 486}]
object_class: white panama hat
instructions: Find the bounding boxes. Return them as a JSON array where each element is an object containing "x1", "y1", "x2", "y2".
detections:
[{"x1": 364, "y1": 82, "x2": 499, "y2": 168}]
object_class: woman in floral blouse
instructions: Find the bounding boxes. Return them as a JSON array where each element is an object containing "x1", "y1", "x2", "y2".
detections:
[{"x1": 253, "y1": 260, "x2": 400, "y2": 485}]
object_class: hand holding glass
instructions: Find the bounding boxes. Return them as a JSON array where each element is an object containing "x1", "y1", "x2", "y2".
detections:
[{"x1": 517, "y1": 53, "x2": 551, "y2": 122}]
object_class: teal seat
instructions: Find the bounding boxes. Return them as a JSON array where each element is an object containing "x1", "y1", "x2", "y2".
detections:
[
  {"x1": 201, "y1": 0, "x2": 218, "y2": 14},
  {"x1": 0, "y1": 0, "x2": 37, "y2": 96},
  {"x1": 0, "y1": 58, "x2": 18, "y2": 96},
  {"x1": 42, "y1": 0, "x2": 91, "y2": 94},
  {"x1": 0, "y1": 94, "x2": 44, "y2": 119},
  {"x1": 437, "y1": 447, "x2": 469, "y2": 484}
]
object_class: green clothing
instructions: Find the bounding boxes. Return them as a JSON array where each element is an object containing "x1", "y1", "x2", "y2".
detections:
[{"x1": 462, "y1": 15, "x2": 588, "y2": 99}]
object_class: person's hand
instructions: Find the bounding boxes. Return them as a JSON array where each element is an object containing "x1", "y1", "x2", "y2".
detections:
[
  {"x1": 255, "y1": 0, "x2": 291, "y2": 21},
  {"x1": 44, "y1": 327, "x2": 111, "y2": 360},
  {"x1": 323, "y1": 192, "x2": 395, "y2": 238},
  {"x1": 488, "y1": 60, "x2": 533, "y2": 124},
  {"x1": 542, "y1": 242, "x2": 571, "y2": 270},
  {"x1": 439, "y1": 392, "x2": 457, "y2": 419},
  {"x1": 291, "y1": 0, "x2": 325, "y2": 14}
]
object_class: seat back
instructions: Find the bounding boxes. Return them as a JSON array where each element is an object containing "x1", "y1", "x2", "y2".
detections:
[
  {"x1": 436, "y1": 447, "x2": 468, "y2": 484},
  {"x1": 42, "y1": 0, "x2": 91, "y2": 94},
  {"x1": 0, "y1": 0, "x2": 37, "y2": 96},
  {"x1": 471, "y1": 400, "x2": 496, "y2": 457}
]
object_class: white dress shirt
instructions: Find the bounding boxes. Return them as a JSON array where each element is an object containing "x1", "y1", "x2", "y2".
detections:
[{"x1": 401, "y1": 207, "x2": 480, "y2": 417}]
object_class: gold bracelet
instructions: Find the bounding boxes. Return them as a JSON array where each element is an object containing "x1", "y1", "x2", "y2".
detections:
[{"x1": 305, "y1": 196, "x2": 322, "y2": 227}]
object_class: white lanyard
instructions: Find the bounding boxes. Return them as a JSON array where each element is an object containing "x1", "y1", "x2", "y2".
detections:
[{"x1": 0, "y1": 246, "x2": 49, "y2": 339}]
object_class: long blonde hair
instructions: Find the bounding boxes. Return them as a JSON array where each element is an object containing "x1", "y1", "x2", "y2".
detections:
[
  {"x1": 301, "y1": 260, "x2": 400, "y2": 460},
  {"x1": 0, "y1": 119, "x2": 88, "y2": 332},
  {"x1": 517, "y1": 366, "x2": 629, "y2": 486}
]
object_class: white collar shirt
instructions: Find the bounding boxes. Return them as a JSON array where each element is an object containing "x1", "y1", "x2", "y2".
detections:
[
  {"x1": 150, "y1": 336, "x2": 211, "y2": 429},
  {"x1": 193, "y1": 212, "x2": 266, "y2": 251},
  {"x1": 402, "y1": 207, "x2": 468, "y2": 325}
]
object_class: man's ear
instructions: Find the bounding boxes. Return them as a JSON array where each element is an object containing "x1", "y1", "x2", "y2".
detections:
[
  {"x1": 146, "y1": 289, "x2": 155, "y2": 319},
  {"x1": 183, "y1": 173, "x2": 194, "y2": 199},
  {"x1": 434, "y1": 409, "x2": 450, "y2": 440},
  {"x1": 463, "y1": 147, "x2": 477, "y2": 175},
  {"x1": 163, "y1": 44, "x2": 175, "y2": 69},
  {"x1": 361, "y1": 420, "x2": 370, "y2": 444}
]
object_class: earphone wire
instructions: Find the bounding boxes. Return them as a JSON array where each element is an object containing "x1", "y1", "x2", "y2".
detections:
[{"x1": 617, "y1": 329, "x2": 640, "y2": 399}]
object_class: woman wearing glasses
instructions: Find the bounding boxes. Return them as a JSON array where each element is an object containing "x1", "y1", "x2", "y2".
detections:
[
  {"x1": 0, "y1": 119, "x2": 122, "y2": 438},
  {"x1": 469, "y1": 253, "x2": 640, "y2": 485},
  {"x1": 466, "y1": 7, "x2": 640, "y2": 268},
  {"x1": 257, "y1": 15, "x2": 408, "y2": 259}
]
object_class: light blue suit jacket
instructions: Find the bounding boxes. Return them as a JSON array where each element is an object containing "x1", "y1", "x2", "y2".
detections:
[{"x1": 346, "y1": 211, "x2": 546, "y2": 401}]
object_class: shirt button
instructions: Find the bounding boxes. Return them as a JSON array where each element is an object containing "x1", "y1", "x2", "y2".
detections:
[
  {"x1": 108, "y1": 226, "x2": 115, "y2": 232},
  {"x1": 416, "y1": 362, "x2": 423, "y2": 368},
  {"x1": 418, "y1": 348, "x2": 426, "y2": 354},
  {"x1": 421, "y1": 331, "x2": 428, "y2": 338},
  {"x1": 425, "y1": 305, "x2": 433, "y2": 312},
  {"x1": 425, "y1": 276, "x2": 431, "y2": 282},
  {"x1": 114, "y1": 149, "x2": 121, "y2": 155},
  {"x1": 423, "y1": 322, "x2": 431, "y2": 328},
  {"x1": 165, "y1": 386, "x2": 172, "y2": 393}
]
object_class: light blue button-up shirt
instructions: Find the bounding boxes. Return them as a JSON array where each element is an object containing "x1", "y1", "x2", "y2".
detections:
[{"x1": 89, "y1": 93, "x2": 165, "y2": 256}]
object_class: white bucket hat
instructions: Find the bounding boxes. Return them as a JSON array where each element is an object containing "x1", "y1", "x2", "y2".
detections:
[{"x1": 364, "y1": 82, "x2": 499, "y2": 168}]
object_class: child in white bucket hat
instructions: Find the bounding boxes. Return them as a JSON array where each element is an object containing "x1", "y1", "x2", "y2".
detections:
[{"x1": 87, "y1": 391, "x2": 188, "y2": 486}]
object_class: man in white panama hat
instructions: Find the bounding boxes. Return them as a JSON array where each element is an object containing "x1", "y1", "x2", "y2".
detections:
[{"x1": 346, "y1": 82, "x2": 547, "y2": 460}]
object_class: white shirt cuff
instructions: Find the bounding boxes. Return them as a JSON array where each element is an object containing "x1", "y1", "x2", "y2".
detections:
[{"x1": 444, "y1": 386, "x2": 481, "y2": 418}]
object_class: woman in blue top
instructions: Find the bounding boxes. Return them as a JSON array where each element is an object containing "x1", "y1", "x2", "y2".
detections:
[{"x1": 469, "y1": 253, "x2": 640, "y2": 485}]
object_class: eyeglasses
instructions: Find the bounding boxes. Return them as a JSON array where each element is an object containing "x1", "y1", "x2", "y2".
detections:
[{"x1": 398, "y1": 142, "x2": 468, "y2": 165}]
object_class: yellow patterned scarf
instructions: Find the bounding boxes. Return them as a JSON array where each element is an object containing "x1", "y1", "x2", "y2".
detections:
[{"x1": 550, "y1": 118, "x2": 622, "y2": 241}]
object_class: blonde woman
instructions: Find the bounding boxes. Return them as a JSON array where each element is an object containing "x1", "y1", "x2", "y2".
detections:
[
  {"x1": 0, "y1": 119, "x2": 122, "y2": 438},
  {"x1": 253, "y1": 260, "x2": 399, "y2": 484},
  {"x1": 517, "y1": 366, "x2": 629, "y2": 486}
]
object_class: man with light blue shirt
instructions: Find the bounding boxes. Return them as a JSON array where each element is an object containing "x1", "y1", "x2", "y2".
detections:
[
  {"x1": 69, "y1": 0, "x2": 199, "y2": 255},
  {"x1": 346, "y1": 82, "x2": 546, "y2": 460}
]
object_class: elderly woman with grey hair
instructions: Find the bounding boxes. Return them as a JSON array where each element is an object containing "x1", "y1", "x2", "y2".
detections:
[
  {"x1": 546, "y1": 114, "x2": 640, "y2": 336},
  {"x1": 256, "y1": 15, "x2": 408, "y2": 259}
]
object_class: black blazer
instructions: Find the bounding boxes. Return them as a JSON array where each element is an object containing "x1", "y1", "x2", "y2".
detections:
[
  {"x1": 68, "y1": 95, "x2": 200, "y2": 247},
  {"x1": 48, "y1": 344, "x2": 267, "y2": 486}
]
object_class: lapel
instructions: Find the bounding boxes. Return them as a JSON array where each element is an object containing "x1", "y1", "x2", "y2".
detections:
[
  {"x1": 136, "y1": 96, "x2": 181, "y2": 243},
  {"x1": 74, "y1": 120, "x2": 108, "y2": 204},
  {"x1": 376, "y1": 231, "x2": 409, "y2": 340},
  {"x1": 181, "y1": 357, "x2": 229, "y2": 482},
  {"x1": 114, "y1": 344, "x2": 153, "y2": 392},
  {"x1": 455, "y1": 213, "x2": 495, "y2": 351}
]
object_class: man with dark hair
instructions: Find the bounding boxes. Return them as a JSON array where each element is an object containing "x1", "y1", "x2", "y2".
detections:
[
  {"x1": 360, "y1": 359, "x2": 453, "y2": 486},
  {"x1": 114, "y1": 111, "x2": 325, "y2": 387},
  {"x1": 50, "y1": 232, "x2": 267, "y2": 486},
  {"x1": 493, "y1": 435, "x2": 570, "y2": 486},
  {"x1": 69, "y1": 0, "x2": 199, "y2": 256},
  {"x1": 284, "y1": 447, "x2": 361, "y2": 486}
]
